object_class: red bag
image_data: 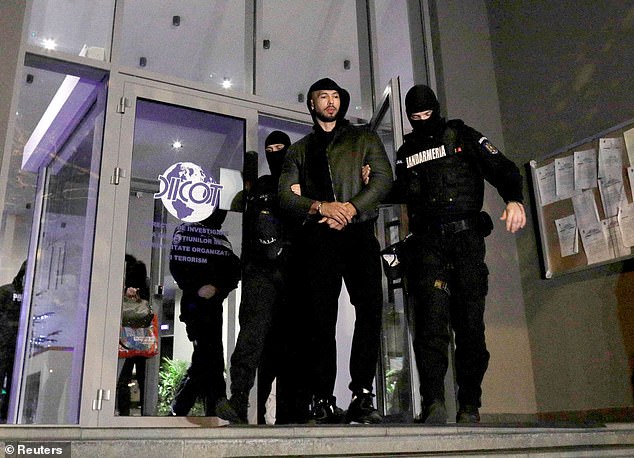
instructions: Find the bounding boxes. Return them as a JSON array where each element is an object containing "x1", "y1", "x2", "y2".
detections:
[{"x1": 118, "y1": 314, "x2": 159, "y2": 358}]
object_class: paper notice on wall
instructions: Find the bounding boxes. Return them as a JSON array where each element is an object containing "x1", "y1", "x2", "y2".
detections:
[
  {"x1": 598, "y1": 177, "x2": 624, "y2": 218},
  {"x1": 628, "y1": 167, "x2": 634, "y2": 202},
  {"x1": 598, "y1": 137, "x2": 624, "y2": 181},
  {"x1": 624, "y1": 127, "x2": 634, "y2": 166},
  {"x1": 555, "y1": 156, "x2": 576, "y2": 199},
  {"x1": 618, "y1": 202, "x2": 634, "y2": 247},
  {"x1": 602, "y1": 216, "x2": 631, "y2": 259},
  {"x1": 580, "y1": 222, "x2": 611, "y2": 265},
  {"x1": 555, "y1": 214, "x2": 578, "y2": 257},
  {"x1": 536, "y1": 162, "x2": 557, "y2": 206},
  {"x1": 574, "y1": 149, "x2": 597, "y2": 190},
  {"x1": 571, "y1": 189, "x2": 600, "y2": 229}
]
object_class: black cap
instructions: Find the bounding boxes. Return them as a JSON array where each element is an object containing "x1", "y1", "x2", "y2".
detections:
[
  {"x1": 306, "y1": 77, "x2": 350, "y2": 120},
  {"x1": 405, "y1": 84, "x2": 439, "y2": 116},
  {"x1": 265, "y1": 130, "x2": 291, "y2": 148}
]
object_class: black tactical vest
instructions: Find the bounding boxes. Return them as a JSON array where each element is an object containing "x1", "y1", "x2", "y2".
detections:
[{"x1": 399, "y1": 122, "x2": 485, "y2": 228}]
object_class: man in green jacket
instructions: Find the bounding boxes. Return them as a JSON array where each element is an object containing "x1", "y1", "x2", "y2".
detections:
[{"x1": 278, "y1": 78, "x2": 392, "y2": 424}]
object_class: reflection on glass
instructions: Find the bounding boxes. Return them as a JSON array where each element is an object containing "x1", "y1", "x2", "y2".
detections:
[
  {"x1": 27, "y1": 0, "x2": 115, "y2": 60},
  {"x1": 116, "y1": 99, "x2": 244, "y2": 416},
  {"x1": 378, "y1": 206, "x2": 412, "y2": 421}
]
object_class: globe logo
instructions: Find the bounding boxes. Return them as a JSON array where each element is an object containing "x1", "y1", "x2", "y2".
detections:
[{"x1": 154, "y1": 162, "x2": 223, "y2": 222}]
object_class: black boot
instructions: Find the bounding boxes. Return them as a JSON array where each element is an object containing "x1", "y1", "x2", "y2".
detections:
[
  {"x1": 456, "y1": 404, "x2": 480, "y2": 423},
  {"x1": 346, "y1": 391, "x2": 382, "y2": 424},
  {"x1": 216, "y1": 391, "x2": 249, "y2": 424},
  {"x1": 308, "y1": 395, "x2": 344, "y2": 424},
  {"x1": 417, "y1": 399, "x2": 447, "y2": 424}
]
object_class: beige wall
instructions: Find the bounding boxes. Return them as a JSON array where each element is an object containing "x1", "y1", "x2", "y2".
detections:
[{"x1": 484, "y1": 0, "x2": 634, "y2": 414}]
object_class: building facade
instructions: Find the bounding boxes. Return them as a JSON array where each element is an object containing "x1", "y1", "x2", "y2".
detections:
[{"x1": 0, "y1": 0, "x2": 632, "y2": 430}]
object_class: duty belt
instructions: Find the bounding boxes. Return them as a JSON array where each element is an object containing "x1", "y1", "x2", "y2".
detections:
[{"x1": 421, "y1": 215, "x2": 479, "y2": 236}]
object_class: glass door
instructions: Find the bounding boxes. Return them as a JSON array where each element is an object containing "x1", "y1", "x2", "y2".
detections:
[
  {"x1": 368, "y1": 78, "x2": 415, "y2": 421},
  {"x1": 92, "y1": 80, "x2": 256, "y2": 426}
]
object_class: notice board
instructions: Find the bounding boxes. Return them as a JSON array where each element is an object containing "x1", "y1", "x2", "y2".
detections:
[{"x1": 530, "y1": 119, "x2": 634, "y2": 278}]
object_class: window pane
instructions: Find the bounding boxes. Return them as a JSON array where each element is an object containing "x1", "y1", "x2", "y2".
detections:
[
  {"x1": 119, "y1": 0, "x2": 248, "y2": 94},
  {"x1": 27, "y1": 0, "x2": 115, "y2": 61},
  {"x1": 373, "y1": 0, "x2": 415, "y2": 124},
  {"x1": 257, "y1": 0, "x2": 370, "y2": 121},
  {"x1": 257, "y1": 116, "x2": 311, "y2": 175}
]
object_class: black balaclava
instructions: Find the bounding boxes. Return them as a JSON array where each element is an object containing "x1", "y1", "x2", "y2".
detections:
[
  {"x1": 306, "y1": 77, "x2": 351, "y2": 124},
  {"x1": 264, "y1": 130, "x2": 291, "y2": 179},
  {"x1": 200, "y1": 209, "x2": 227, "y2": 229},
  {"x1": 405, "y1": 84, "x2": 444, "y2": 136}
]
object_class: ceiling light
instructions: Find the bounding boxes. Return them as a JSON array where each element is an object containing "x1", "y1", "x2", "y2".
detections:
[
  {"x1": 172, "y1": 140, "x2": 183, "y2": 149},
  {"x1": 222, "y1": 77, "x2": 232, "y2": 89},
  {"x1": 42, "y1": 38, "x2": 57, "y2": 50}
]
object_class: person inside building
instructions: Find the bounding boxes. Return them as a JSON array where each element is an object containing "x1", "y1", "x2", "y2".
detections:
[
  {"x1": 277, "y1": 77, "x2": 393, "y2": 424},
  {"x1": 168, "y1": 209, "x2": 241, "y2": 417},
  {"x1": 0, "y1": 261, "x2": 25, "y2": 423},
  {"x1": 116, "y1": 254, "x2": 151, "y2": 416},
  {"x1": 393, "y1": 84, "x2": 526, "y2": 424},
  {"x1": 217, "y1": 130, "x2": 292, "y2": 424}
]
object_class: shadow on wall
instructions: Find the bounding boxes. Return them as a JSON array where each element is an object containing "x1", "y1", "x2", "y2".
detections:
[{"x1": 616, "y1": 258, "x2": 634, "y2": 403}]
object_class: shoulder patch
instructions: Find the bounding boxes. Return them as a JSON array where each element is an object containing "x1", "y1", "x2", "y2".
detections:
[{"x1": 479, "y1": 137, "x2": 499, "y2": 154}]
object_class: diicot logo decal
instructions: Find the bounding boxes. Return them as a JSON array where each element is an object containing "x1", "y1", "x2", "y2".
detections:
[{"x1": 154, "y1": 162, "x2": 223, "y2": 222}]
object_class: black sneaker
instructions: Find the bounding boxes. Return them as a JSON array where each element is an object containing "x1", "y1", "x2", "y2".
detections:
[
  {"x1": 216, "y1": 393, "x2": 248, "y2": 424},
  {"x1": 456, "y1": 404, "x2": 480, "y2": 424},
  {"x1": 308, "y1": 396, "x2": 345, "y2": 424},
  {"x1": 346, "y1": 392, "x2": 382, "y2": 424},
  {"x1": 419, "y1": 399, "x2": 447, "y2": 424}
]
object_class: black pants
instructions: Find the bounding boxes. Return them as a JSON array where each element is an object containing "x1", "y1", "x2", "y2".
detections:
[
  {"x1": 0, "y1": 342, "x2": 16, "y2": 422},
  {"x1": 229, "y1": 261, "x2": 284, "y2": 424},
  {"x1": 295, "y1": 221, "x2": 383, "y2": 400},
  {"x1": 116, "y1": 357, "x2": 147, "y2": 416},
  {"x1": 406, "y1": 229, "x2": 490, "y2": 408},
  {"x1": 172, "y1": 293, "x2": 226, "y2": 416}
]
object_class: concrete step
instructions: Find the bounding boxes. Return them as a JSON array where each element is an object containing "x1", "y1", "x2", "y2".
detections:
[{"x1": 2, "y1": 423, "x2": 634, "y2": 457}]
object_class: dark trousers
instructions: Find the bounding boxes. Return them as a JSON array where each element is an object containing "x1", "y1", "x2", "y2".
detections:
[
  {"x1": 229, "y1": 261, "x2": 284, "y2": 424},
  {"x1": 406, "y1": 229, "x2": 490, "y2": 408},
  {"x1": 0, "y1": 344, "x2": 16, "y2": 422},
  {"x1": 172, "y1": 293, "x2": 226, "y2": 416},
  {"x1": 116, "y1": 356, "x2": 147, "y2": 416},
  {"x1": 296, "y1": 221, "x2": 383, "y2": 400},
  {"x1": 275, "y1": 253, "x2": 307, "y2": 424}
]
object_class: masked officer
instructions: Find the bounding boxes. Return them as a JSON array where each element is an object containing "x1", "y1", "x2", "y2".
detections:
[
  {"x1": 394, "y1": 84, "x2": 526, "y2": 424},
  {"x1": 217, "y1": 131, "x2": 292, "y2": 424}
]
